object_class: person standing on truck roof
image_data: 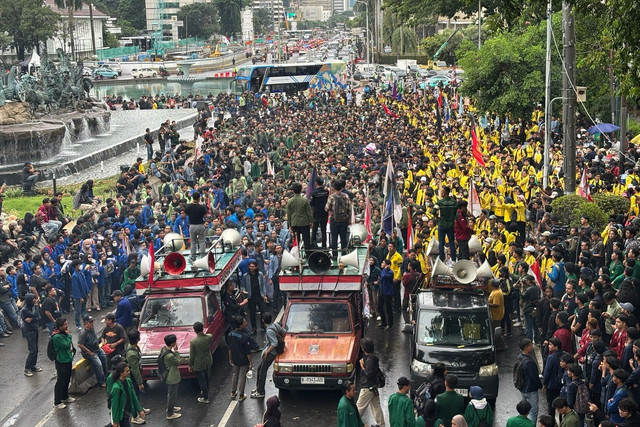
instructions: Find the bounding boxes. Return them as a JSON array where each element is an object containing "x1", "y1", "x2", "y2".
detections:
[
  {"x1": 378, "y1": 259, "x2": 394, "y2": 330},
  {"x1": 356, "y1": 337, "x2": 385, "y2": 427},
  {"x1": 310, "y1": 177, "x2": 329, "y2": 248},
  {"x1": 388, "y1": 376, "x2": 415, "y2": 427},
  {"x1": 286, "y1": 182, "x2": 313, "y2": 251},
  {"x1": 251, "y1": 312, "x2": 284, "y2": 399},
  {"x1": 434, "y1": 186, "x2": 458, "y2": 263},
  {"x1": 185, "y1": 192, "x2": 208, "y2": 264},
  {"x1": 337, "y1": 380, "x2": 365, "y2": 427},
  {"x1": 241, "y1": 261, "x2": 268, "y2": 335},
  {"x1": 386, "y1": 241, "x2": 404, "y2": 313},
  {"x1": 189, "y1": 321, "x2": 213, "y2": 404},
  {"x1": 326, "y1": 179, "x2": 352, "y2": 259}
]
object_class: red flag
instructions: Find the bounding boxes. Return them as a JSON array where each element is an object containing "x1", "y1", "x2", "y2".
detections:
[
  {"x1": 406, "y1": 207, "x2": 413, "y2": 251},
  {"x1": 364, "y1": 195, "x2": 372, "y2": 242},
  {"x1": 578, "y1": 167, "x2": 593, "y2": 201},
  {"x1": 470, "y1": 116, "x2": 486, "y2": 167},
  {"x1": 529, "y1": 260, "x2": 542, "y2": 290},
  {"x1": 382, "y1": 103, "x2": 399, "y2": 119},
  {"x1": 148, "y1": 240, "x2": 155, "y2": 287},
  {"x1": 468, "y1": 180, "x2": 482, "y2": 217},
  {"x1": 438, "y1": 91, "x2": 443, "y2": 109}
]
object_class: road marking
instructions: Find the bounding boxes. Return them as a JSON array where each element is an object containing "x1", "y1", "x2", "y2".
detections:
[
  {"x1": 215, "y1": 307, "x2": 284, "y2": 427},
  {"x1": 215, "y1": 400, "x2": 238, "y2": 427},
  {"x1": 34, "y1": 408, "x2": 54, "y2": 427}
]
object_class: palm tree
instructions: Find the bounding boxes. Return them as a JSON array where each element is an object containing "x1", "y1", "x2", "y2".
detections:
[
  {"x1": 253, "y1": 9, "x2": 270, "y2": 37},
  {"x1": 54, "y1": 0, "x2": 84, "y2": 60}
]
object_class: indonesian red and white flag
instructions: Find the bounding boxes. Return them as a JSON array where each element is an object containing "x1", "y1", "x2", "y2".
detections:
[
  {"x1": 468, "y1": 180, "x2": 482, "y2": 217},
  {"x1": 406, "y1": 207, "x2": 413, "y2": 251},
  {"x1": 529, "y1": 260, "x2": 543, "y2": 290},
  {"x1": 267, "y1": 156, "x2": 275, "y2": 176},
  {"x1": 195, "y1": 136, "x2": 204, "y2": 158},
  {"x1": 147, "y1": 241, "x2": 155, "y2": 287},
  {"x1": 364, "y1": 194, "x2": 372, "y2": 243},
  {"x1": 578, "y1": 167, "x2": 592, "y2": 201}
]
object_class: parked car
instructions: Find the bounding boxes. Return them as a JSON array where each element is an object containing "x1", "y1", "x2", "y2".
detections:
[
  {"x1": 132, "y1": 68, "x2": 157, "y2": 79},
  {"x1": 426, "y1": 76, "x2": 451, "y2": 88},
  {"x1": 106, "y1": 64, "x2": 122, "y2": 76},
  {"x1": 93, "y1": 67, "x2": 118, "y2": 79},
  {"x1": 81, "y1": 67, "x2": 93, "y2": 77}
]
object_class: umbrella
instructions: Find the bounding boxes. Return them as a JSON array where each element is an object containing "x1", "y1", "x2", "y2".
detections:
[{"x1": 588, "y1": 123, "x2": 619, "y2": 134}]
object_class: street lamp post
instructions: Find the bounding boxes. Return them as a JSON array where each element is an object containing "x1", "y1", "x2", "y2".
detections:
[{"x1": 355, "y1": 0, "x2": 369, "y2": 64}]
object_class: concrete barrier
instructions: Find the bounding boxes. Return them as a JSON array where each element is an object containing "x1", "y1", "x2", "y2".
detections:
[{"x1": 68, "y1": 357, "x2": 98, "y2": 395}]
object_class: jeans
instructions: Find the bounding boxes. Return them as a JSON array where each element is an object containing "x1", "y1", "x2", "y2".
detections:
[
  {"x1": 25, "y1": 330, "x2": 38, "y2": 370},
  {"x1": 392, "y1": 280, "x2": 401, "y2": 311},
  {"x1": 146, "y1": 143, "x2": 153, "y2": 160},
  {"x1": 189, "y1": 224, "x2": 206, "y2": 261},
  {"x1": 55, "y1": 361, "x2": 72, "y2": 404},
  {"x1": 167, "y1": 383, "x2": 179, "y2": 415},
  {"x1": 330, "y1": 220, "x2": 349, "y2": 258},
  {"x1": 231, "y1": 364, "x2": 249, "y2": 396},
  {"x1": 100, "y1": 276, "x2": 111, "y2": 308},
  {"x1": 84, "y1": 348, "x2": 108, "y2": 385},
  {"x1": 42, "y1": 220, "x2": 62, "y2": 239},
  {"x1": 73, "y1": 297, "x2": 87, "y2": 328},
  {"x1": 194, "y1": 369, "x2": 209, "y2": 400},
  {"x1": 521, "y1": 390, "x2": 539, "y2": 423},
  {"x1": 0, "y1": 300, "x2": 19, "y2": 328},
  {"x1": 438, "y1": 226, "x2": 456, "y2": 262},
  {"x1": 525, "y1": 312, "x2": 539, "y2": 342},
  {"x1": 379, "y1": 294, "x2": 393, "y2": 327},
  {"x1": 256, "y1": 352, "x2": 276, "y2": 394},
  {"x1": 247, "y1": 298, "x2": 265, "y2": 331},
  {"x1": 46, "y1": 321, "x2": 56, "y2": 336}
]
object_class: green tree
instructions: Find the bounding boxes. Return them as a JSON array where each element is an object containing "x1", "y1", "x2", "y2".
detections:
[
  {"x1": 252, "y1": 8, "x2": 270, "y2": 36},
  {"x1": 117, "y1": 0, "x2": 146, "y2": 31},
  {"x1": 391, "y1": 26, "x2": 418, "y2": 55},
  {"x1": 119, "y1": 19, "x2": 140, "y2": 37},
  {"x1": 177, "y1": 3, "x2": 220, "y2": 39},
  {"x1": 54, "y1": 0, "x2": 84, "y2": 59},
  {"x1": 458, "y1": 14, "x2": 563, "y2": 120},
  {"x1": 0, "y1": 0, "x2": 60, "y2": 60},
  {"x1": 216, "y1": 0, "x2": 247, "y2": 38},
  {"x1": 102, "y1": 27, "x2": 119, "y2": 48}
]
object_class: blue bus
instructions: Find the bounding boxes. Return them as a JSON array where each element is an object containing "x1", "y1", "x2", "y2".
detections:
[{"x1": 230, "y1": 61, "x2": 348, "y2": 95}]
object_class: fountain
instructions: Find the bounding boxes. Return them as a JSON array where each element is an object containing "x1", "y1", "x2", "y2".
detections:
[{"x1": 167, "y1": 61, "x2": 207, "y2": 82}]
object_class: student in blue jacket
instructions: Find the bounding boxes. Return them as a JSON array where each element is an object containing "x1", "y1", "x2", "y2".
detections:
[{"x1": 379, "y1": 259, "x2": 394, "y2": 330}]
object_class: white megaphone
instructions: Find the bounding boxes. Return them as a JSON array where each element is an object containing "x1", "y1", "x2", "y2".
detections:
[
  {"x1": 468, "y1": 235, "x2": 482, "y2": 254},
  {"x1": 476, "y1": 260, "x2": 494, "y2": 279},
  {"x1": 163, "y1": 232, "x2": 184, "y2": 252},
  {"x1": 280, "y1": 250, "x2": 300, "y2": 270},
  {"x1": 220, "y1": 228, "x2": 241, "y2": 249},
  {"x1": 451, "y1": 260, "x2": 478, "y2": 284},
  {"x1": 338, "y1": 249, "x2": 359, "y2": 269},
  {"x1": 431, "y1": 257, "x2": 453, "y2": 279},
  {"x1": 140, "y1": 255, "x2": 161, "y2": 278},
  {"x1": 426, "y1": 238, "x2": 439, "y2": 256},
  {"x1": 192, "y1": 252, "x2": 216, "y2": 273}
]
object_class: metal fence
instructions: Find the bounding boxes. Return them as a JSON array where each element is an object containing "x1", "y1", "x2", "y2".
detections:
[{"x1": 97, "y1": 46, "x2": 141, "y2": 60}]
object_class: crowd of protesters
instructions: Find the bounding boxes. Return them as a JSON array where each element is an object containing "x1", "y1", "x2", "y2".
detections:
[{"x1": 2, "y1": 71, "x2": 640, "y2": 426}]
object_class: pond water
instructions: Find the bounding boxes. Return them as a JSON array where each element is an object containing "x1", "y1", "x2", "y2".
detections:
[{"x1": 90, "y1": 79, "x2": 233, "y2": 100}]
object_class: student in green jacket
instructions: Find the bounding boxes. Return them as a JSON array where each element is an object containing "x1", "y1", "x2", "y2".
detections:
[
  {"x1": 415, "y1": 399, "x2": 444, "y2": 427},
  {"x1": 110, "y1": 362, "x2": 145, "y2": 427},
  {"x1": 462, "y1": 386, "x2": 493, "y2": 427},
  {"x1": 435, "y1": 374, "x2": 465, "y2": 427},
  {"x1": 388, "y1": 376, "x2": 415, "y2": 427},
  {"x1": 337, "y1": 380, "x2": 364, "y2": 427},
  {"x1": 162, "y1": 334, "x2": 182, "y2": 420},
  {"x1": 505, "y1": 400, "x2": 535, "y2": 427},
  {"x1": 52, "y1": 317, "x2": 77, "y2": 409},
  {"x1": 188, "y1": 321, "x2": 213, "y2": 404}
]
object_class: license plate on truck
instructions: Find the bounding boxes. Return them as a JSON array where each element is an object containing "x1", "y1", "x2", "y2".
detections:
[
  {"x1": 455, "y1": 388, "x2": 468, "y2": 396},
  {"x1": 301, "y1": 377, "x2": 325, "y2": 385}
]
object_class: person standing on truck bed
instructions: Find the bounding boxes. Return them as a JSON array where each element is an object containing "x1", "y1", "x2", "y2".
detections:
[
  {"x1": 286, "y1": 182, "x2": 313, "y2": 252},
  {"x1": 356, "y1": 337, "x2": 385, "y2": 427},
  {"x1": 185, "y1": 192, "x2": 208, "y2": 263},
  {"x1": 310, "y1": 177, "x2": 329, "y2": 248},
  {"x1": 326, "y1": 179, "x2": 352, "y2": 259},
  {"x1": 434, "y1": 186, "x2": 458, "y2": 263}
]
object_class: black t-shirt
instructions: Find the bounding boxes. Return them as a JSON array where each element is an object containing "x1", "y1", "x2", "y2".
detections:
[
  {"x1": 101, "y1": 323, "x2": 127, "y2": 354},
  {"x1": 250, "y1": 274, "x2": 260, "y2": 301},
  {"x1": 185, "y1": 202, "x2": 207, "y2": 225},
  {"x1": 78, "y1": 327, "x2": 100, "y2": 355},
  {"x1": 575, "y1": 306, "x2": 589, "y2": 336},
  {"x1": 41, "y1": 297, "x2": 59, "y2": 322}
]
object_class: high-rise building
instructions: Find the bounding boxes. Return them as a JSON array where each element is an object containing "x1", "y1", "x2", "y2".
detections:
[{"x1": 252, "y1": 0, "x2": 286, "y2": 28}]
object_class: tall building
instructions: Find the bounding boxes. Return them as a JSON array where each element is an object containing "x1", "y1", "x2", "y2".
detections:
[
  {"x1": 144, "y1": 0, "x2": 208, "y2": 37},
  {"x1": 253, "y1": 0, "x2": 286, "y2": 27}
]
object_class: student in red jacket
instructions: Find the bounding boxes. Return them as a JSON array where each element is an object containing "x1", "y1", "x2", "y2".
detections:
[
  {"x1": 609, "y1": 314, "x2": 629, "y2": 360},
  {"x1": 553, "y1": 311, "x2": 573, "y2": 356},
  {"x1": 454, "y1": 201, "x2": 473, "y2": 260}
]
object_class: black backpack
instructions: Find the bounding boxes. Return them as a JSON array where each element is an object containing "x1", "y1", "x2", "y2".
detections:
[
  {"x1": 513, "y1": 356, "x2": 525, "y2": 390},
  {"x1": 413, "y1": 378, "x2": 435, "y2": 413},
  {"x1": 47, "y1": 337, "x2": 57, "y2": 361},
  {"x1": 157, "y1": 348, "x2": 169, "y2": 381},
  {"x1": 274, "y1": 325, "x2": 286, "y2": 354},
  {"x1": 472, "y1": 405, "x2": 490, "y2": 427},
  {"x1": 332, "y1": 193, "x2": 350, "y2": 222}
]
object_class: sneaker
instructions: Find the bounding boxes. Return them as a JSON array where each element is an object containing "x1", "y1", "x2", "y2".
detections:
[
  {"x1": 62, "y1": 397, "x2": 76, "y2": 403},
  {"x1": 173, "y1": 407, "x2": 181, "y2": 412},
  {"x1": 54, "y1": 403, "x2": 66, "y2": 409},
  {"x1": 143, "y1": 408, "x2": 151, "y2": 414},
  {"x1": 238, "y1": 394, "x2": 247, "y2": 402},
  {"x1": 166, "y1": 413, "x2": 182, "y2": 420},
  {"x1": 250, "y1": 391, "x2": 265, "y2": 398},
  {"x1": 131, "y1": 416, "x2": 146, "y2": 425},
  {"x1": 513, "y1": 321, "x2": 522, "y2": 327},
  {"x1": 231, "y1": 391, "x2": 237, "y2": 399},
  {"x1": 384, "y1": 326, "x2": 391, "y2": 330},
  {"x1": 32, "y1": 367, "x2": 43, "y2": 372},
  {"x1": 376, "y1": 316, "x2": 381, "y2": 321},
  {"x1": 197, "y1": 397, "x2": 210, "y2": 404},
  {"x1": 24, "y1": 370, "x2": 33, "y2": 377}
]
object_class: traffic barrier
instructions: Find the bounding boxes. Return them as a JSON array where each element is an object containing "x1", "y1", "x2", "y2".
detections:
[
  {"x1": 68, "y1": 358, "x2": 98, "y2": 395},
  {"x1": 211, "y1": 71, "x2": 236, "y2": 78}
]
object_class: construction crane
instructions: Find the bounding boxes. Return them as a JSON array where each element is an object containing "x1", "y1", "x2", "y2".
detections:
[
  {"x1": 152, "y1": 0, "x2": 166, "y2": 58},
  {"x1": 432, "y1": 28, "x2": 461, "y2": 62}
]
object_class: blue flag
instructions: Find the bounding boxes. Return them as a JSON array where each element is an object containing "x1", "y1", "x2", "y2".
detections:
[{"x1": 305, "y1": 167, "x2": 317, "y2": 200}]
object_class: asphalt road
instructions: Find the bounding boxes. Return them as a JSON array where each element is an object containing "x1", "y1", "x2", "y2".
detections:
[{"x1": 0, "y1": 312, "x2": 537, "y2": 427}]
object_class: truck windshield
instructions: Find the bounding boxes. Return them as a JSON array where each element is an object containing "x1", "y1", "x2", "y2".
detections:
[
  {"x1": 140, "y1": 297, "x2": 203, "y2": 327},
  {"x1": 417, "y1": 310, "x2": 491, "y2": 346},
  {"x1": 286, "y1": 303, "x2": 351, "y2": 333}
]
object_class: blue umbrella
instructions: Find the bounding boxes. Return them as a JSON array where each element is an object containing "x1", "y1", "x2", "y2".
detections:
[{"x1": 588, "y1": 123, "x2": 619, "y2": 134}]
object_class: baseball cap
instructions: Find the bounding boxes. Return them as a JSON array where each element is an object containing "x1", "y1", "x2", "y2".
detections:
[
  {"x1": 524, "y1": 245, "x2": 536, "y2": 252},
  {"x1": 83, "y1": 316, "x2": 94, "y2": 323},
  {"x1": 111, "y1": 290, "x2": 123, "y2": 297},
  {"x1": 620, "y1": 302, "x2": 635, "y2": 312}
]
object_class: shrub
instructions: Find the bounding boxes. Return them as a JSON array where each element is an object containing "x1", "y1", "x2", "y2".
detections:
[
  {"x1": 550, "y1": 194, "x2": 608, "y2": 233},
  {"x1": 592, "y1": 194, "x2": 630, "y2": 218}
]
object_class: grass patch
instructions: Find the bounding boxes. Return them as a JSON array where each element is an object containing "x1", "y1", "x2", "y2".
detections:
[{"x1": 2, "y1": 174, "x2": 120, "y2": 219}]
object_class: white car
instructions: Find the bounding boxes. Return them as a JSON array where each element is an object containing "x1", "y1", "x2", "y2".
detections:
[{"x1": 132, "y1": 68, "x2": 157, "y2": 78}]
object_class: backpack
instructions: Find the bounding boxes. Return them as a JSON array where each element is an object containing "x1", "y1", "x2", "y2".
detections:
[
  {"x1": 47, "y1": 337, "x2": 57, "y2": 361},
  {"x1": 472, "y1": 405, "x2": 490, "y2": 427},
  {"x1": 274, "y1": 325, "x2": 286, "y2": 354},
  {"x1": 574, "y1": 381, "x2": 590, "y2": 414},
  {"x1": 332, "y1": 193, "x2": 349, "y2": 222},
  {"x1": 513, "y1": 356, "x2": 525, "y2": 390},
  {"x1": 157, "y1": 348, "x2": 169, "y2": 381},
  {"x1": 413, "y1": 377, "x2": 435, "y2": 413},
  {"x1": 377, "y1": 368, "x2": 386, "y2": 388}
]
